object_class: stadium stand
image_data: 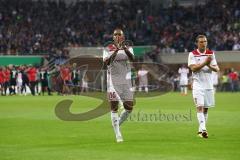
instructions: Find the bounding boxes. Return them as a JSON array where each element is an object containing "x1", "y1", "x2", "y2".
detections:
[{"x1": 0, "y1": 0, "x2": 239, "y2": 56}]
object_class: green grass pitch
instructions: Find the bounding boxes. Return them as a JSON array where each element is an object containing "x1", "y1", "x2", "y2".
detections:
[{"x1": 0, "y1": 92, "x2": 240, "y2": 160}]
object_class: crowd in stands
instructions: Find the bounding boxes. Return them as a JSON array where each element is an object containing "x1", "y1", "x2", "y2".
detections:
[
  {"x1": 0, "y1": 0, "x2": 239, "y2": 94},
  {"x1": 0, "y1": 0, "x2": 239, "y2": 56}
]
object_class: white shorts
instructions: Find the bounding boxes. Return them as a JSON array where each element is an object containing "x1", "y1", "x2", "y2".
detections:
[
  {"x1": 17, "y1": 80, "x2": 23, "y2": 87},
  {"x1": 179, "y1": 78, "x2": 188, "y2": 86},
  {"x1": 82, "y1": 82, "x2": 88, "y2": 88},
  {"x1": 192, "y1": 89, "x2": 215, "y2": 108},
  {"x1": 107, "y1": 84, "x2": 133, "y2": 102}
]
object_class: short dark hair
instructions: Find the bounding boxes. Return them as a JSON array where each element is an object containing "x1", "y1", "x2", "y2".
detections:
[{"x1": 195, "y1": 35, "x2": 206, "y2": 43}]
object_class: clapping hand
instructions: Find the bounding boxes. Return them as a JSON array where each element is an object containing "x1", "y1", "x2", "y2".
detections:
[{"x1": 205, "y1": 56, "x2": 212, "y2": 65}]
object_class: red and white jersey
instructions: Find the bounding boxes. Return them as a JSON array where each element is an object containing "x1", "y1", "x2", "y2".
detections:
[
  {"x1": 103, "y1": 44, "x2": 134, "y2": 87},
  {"x1": 188, "y1": 49, "x2": 218, "y2": 90},
  {"x1": 178, "y1": 67, "x2": 189, "y2": 80}
]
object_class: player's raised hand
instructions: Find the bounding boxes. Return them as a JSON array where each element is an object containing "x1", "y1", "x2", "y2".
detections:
[{"x1": 205, "y1": 56, "x2": 212, "y2": 65}]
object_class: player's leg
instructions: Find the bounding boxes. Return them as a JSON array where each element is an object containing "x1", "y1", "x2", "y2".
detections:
[
  {"x1": 29, "y1": 81, "x2": 34, "y2": 95},
  {"x1": 144, "y1": 84, "x2": 148, "y2": 93},
  {"x1": 184, "y1": 85, "x2": 188, "y2": 95},
  {"x1": 11, "y1": 80, "x2": 16, "y2": 95},
  {"x1": 131, "y1": 79, "x2": 136, "y2": 92},
  {"x1": 204, "y1": 90, "x2": 215, "y2": 123},
  {"x1": 119, "y1": 84, "x2": 134, "y2": 126},
  {"x1": 193, "y1": 89, "x2": 207, "y2": 138},
  {"x1": 35, "y1": 80, "x2": 39, "y2": 95},
  {"x1": 3, "y1": 82, "x2": 8, "y2": 96},
  {"x1": 180, "y1": 85, "x2": 184, "y2": 95},
  {"x1": 119, "y1": 101, "x2": 133, "y2": 126},
  {"x1": 62, "y1": 80, "x2": 67, "y2": 95},
  {"x1": 41, "y1": 80, "x2": 45, "y2": 95},
  {"x1": 110, "y1": 100, "x2": 123, "y2": 142},
  {"x1": 182, "y1": 78, "x2": 188, "y2": 95},
  {"x1": 47, "y1": 80, "x2": 52, "y2": 95},
  {"x1": 17, "y1": 81, "x2": 22, "y2": 95},
  {"x1": 202, "y1": 89, "x2": 215, "y2": 138},
  {"x1": 64, "y1": 81, "x2": 70, "y2": 95},
  {"x1": 0, "y1": 83, "x2": 2, "y2": 95},
  {"x1": 9, "y1": 81, "x2": 13, "y2": 95},
  {"x1": 4, "y1": 81, "x2": 8, "y2": 95},
  {"x1": 21, "y1": 81, "x2": 27, "y2": 96},
  {"x1": 203, "y1": 107, "x2": 209, "y2": 139},
  {"x1": 203, "y1": 108, "x2": 208, "y2": 123},
  {"x1": 196, "y1": 106, "x2": 207, "y2": 138}
]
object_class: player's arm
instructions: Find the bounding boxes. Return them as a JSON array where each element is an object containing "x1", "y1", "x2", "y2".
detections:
[
  {"x1": 207, "y1": 54, "x2": 220, "y2": 72},
  {"x1": 189, "y1": 56, "x2": 211, "y2": 72},
  {"x1": 189, "y1": 62, "x2": 207, "y2": 72},
  {"x1": 104, "y1": 49, "x2": 119, "y2": 66},
  {"x1": 123, "y1": 47, "x2": 134, "y2": 61},
  {"x1": 207, "y1": 64, "x2": 220, "y2": 72},
  {"x1": 189, "y1": 63, "x2": 206, "y2": 72}
]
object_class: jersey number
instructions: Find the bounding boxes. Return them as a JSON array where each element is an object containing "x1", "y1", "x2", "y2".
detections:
[{"x1": 109, "y1": 92, "x2": 116, "y2": 99}]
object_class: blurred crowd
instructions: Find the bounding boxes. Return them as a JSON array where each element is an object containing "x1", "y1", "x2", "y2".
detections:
[
  {"x1": 0, "y1": 64, "x2": 89, "y2": 96},
  {"x1": 0, "y1": 0, "x2": 239, "y2": 56}
]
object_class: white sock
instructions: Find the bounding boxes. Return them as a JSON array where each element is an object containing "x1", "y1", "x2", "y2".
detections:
[
  {"x1": 145, "y1": 87, "x2": 148, "y2": 93},
  {"x1": 133, "y1": 86, "x2": 136, "y2": 91},
  {"x1": 184, "y1": 87, "x2": 187, "y2": 94},
  {"x1": 197, "y1": 112, "x2": 206, "y2": 131},
  {"x1": 204, "y1": 113, "x2": 208, "y2": 123},
  {"x1": 198, "y1": 125, "x2": 202, "y2": 132},
  {"x1": 119, "y1": 110, "x2": 131, "y2": 126},
  {"x1": 180, "y1": 87, "x2": 184, "y2": 94},
  {"x1": 111, "y1": 112, "x2": 122, "y2": 137}
]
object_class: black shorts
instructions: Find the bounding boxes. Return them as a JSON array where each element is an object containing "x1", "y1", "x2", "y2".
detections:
[
  {"x1": 10, "y1": 79, "x2": 16, "y2": 86},
  {"x1": 64, "y1": 80, "x2": 72, "y2": 85},
  {"x1": 4, "y1": 81, "x2": 10, "y2": 87},
  {"x1": 72, "y1": 79, "x2": 79, "y2": 85},
  {"x1": 41, "y1": 80, "x2": 48, "y2": 87}
]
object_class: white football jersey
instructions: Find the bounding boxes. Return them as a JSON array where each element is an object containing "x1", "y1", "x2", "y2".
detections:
[
  {"x1": 178, "y1": 67, "x2": 189, "y2": 80},
  {"x1": 188, "y1": 49, "x2": 217, "y2": 90},
  {"x1": 103, "y1": 44, "x2": 134, "y2": 88},
  {"x1": 138, "y1": 69, "x2": 148, "y2": 85},
  {"x1": 138, "y1": 70, "x2": 148, "y2": 77},
  {"x1": 212, "y1": 71, "x2": 219, "y2": 85}
]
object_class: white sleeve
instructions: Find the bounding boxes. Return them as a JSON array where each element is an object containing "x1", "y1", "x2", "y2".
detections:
[
  {"x1": 103, "y1": 49, "x2": 111, "y2": 62},
  {"x1": 137, "y1": 71, "x2": 140, "y2": 76},
  {"x1": 210, "y1": 53, "x2": 217, "y2": 65},
  {"x1": 178, "y1": 68, "x2": 181, "y2": 74},
  {"x1": 188, "y1": 52, "x2": 196, "y2": 67},
  {"x1": 128, "y1": 47, "x2": 134, "y2": 55}
]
